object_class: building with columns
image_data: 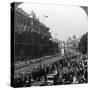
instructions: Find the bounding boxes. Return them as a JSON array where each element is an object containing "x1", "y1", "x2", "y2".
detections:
[{"x1": 12, "y1": 3, "x2": 59, "y2": 60}]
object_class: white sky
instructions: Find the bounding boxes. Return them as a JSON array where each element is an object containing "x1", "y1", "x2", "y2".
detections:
[{"x1": 18, "y1": 2, "x2": 88, "y2": 41}]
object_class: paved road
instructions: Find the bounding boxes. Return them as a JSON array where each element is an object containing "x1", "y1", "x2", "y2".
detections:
[{"x1": 15, "y1": 55, "x2": 62, "y2": 76}]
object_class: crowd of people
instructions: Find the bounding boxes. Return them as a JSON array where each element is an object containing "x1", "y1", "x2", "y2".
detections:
[{"x1": 13, "y1": 54, "x2": 88, "y2": 87}]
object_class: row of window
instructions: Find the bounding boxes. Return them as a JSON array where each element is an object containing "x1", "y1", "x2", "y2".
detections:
[{"x1": 15, "y1": 12, "x2": 50, "y2": 37}]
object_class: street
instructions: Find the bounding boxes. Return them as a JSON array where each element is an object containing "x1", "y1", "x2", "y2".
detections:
[{"x1": 15, "y1": 55, "x2": 62, "y2": 76}]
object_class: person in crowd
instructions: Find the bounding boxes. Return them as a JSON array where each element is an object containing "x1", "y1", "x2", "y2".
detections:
[{"x1": 14, "y1": 54, "x2": 88, "y2": 87}]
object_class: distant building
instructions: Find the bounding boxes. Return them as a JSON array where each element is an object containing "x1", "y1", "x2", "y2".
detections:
[
  {"x1": 65, "y1": 36, "x2": 80, "y2": 54},
  {"x1": 58, "y1": 36, "x2": 80, "y2": 56}
]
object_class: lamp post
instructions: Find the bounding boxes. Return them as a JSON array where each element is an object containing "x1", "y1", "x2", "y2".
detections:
[
  {"x1": 31, "y1": 19, "x2": 34, "y2": 59},
  {"x1": 39, "y1": 45, "x2": 42, "y2": 68},
  {"x1": 39, "y1": 21, "x2": 42, "y2": 68}
]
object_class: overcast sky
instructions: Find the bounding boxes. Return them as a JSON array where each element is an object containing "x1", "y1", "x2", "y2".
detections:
[{"x1": 18, "y1": 2, "x2": 88, "y2": 41}]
